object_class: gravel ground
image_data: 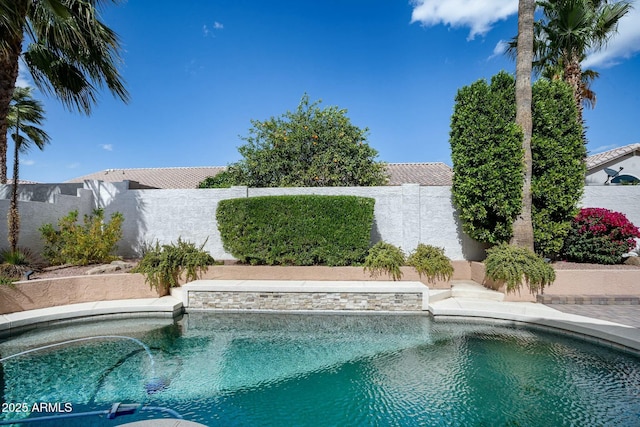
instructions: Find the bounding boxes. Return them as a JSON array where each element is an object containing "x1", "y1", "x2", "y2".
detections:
[{"x1": 29, "y1": 260, "x2": 640, "y2": 280}]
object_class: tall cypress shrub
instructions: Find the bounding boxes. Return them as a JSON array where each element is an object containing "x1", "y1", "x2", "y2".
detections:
[
  {"x1": 450, "y1": 72, "x2": 585, "y2": 257},
  {"x1": 531, "y1": 79, "x2": 586, "y2": 256},
  {"x1": 450, "y1": 72, "x2": 524, "y2": 244}
]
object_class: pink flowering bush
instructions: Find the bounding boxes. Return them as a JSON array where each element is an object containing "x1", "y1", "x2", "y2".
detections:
[{"x1": 563, "y1": 208, "x2": 640, "y2": 264}]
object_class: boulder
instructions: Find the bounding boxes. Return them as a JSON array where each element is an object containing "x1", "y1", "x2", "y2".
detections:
[
  {"x1": 86, "y1": 260, "x2": 135, "y2": 275},
  {"x1": 624, "y1": 256, "x2": 640, "y2": 267}
]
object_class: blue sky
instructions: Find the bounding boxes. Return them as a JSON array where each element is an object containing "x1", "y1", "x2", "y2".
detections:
[{"x1": 15, "y1": 0, "x2": 640, "y2": 183}]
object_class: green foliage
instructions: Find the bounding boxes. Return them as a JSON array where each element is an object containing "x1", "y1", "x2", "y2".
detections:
[
  {"x1": 450, "y1": 72, "x2": 524, "y2": 244},
  {"x1": 563, "y1": 208, "x2": 640, "y2": 264},
  {"x1": 484, "y1": 243, "x2": 555, "y2": 295},
  {"x1": 131, "y1": 238, "x2": 216, "y2": 295},
  {"x1": 197, "y1": 170, "x2": 236, "y2": 188},
  {"x1": 0, "y1": 248, "x2": 35, "y2": 284},
  {"x1": 39, "y1": 209, "x2": 124, "y2": 266},
  {"x1": 450, "y1": 72, "x2": 585, "y2": 257},
  {"x1": 364, "y1": 242, "x2": 405, "y2": 281},
  {"x1": 200, "y1": 94, "x2": 388, "y2": 188},
  {"x1": 406, "y1": 244, "x2": 454, "y2": 284},
  {"x1": 531, "y1": 79, "x2": 586, "y2": 257},
  {"x1": 217, "y1": 195, "x2": 375, "y2": 266}
]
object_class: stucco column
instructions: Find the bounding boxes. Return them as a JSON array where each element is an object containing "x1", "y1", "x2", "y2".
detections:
[{"x1": 402, "y1": 183, "x2": 420, "y2": 253}]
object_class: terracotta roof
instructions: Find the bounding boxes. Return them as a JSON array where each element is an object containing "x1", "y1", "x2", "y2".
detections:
[
  {"x1": 386, "y1": 162, "x2": 452, "y2": 186},
  {"x1": 586, "y1": 143, "x2": 640, "y2": 170},
  {"x1": 66, "y1": 166, "x2": 227, "y2": 189},
  {"x1": 65, "y1": 163, "x2": 453, "y2": 188},
  {"x1": 5, "y1": 179, "x2": 39, "y2": 184}
]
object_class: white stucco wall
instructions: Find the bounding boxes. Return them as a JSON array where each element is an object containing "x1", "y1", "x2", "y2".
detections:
[
  {"x1": 586, "y1": 154, "x2": 640, "y2": 185},
  {"x1": 2, "y1": 181, "x2": 638, "y2": 262}
]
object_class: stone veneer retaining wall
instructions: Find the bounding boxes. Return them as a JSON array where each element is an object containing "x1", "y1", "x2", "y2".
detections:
[
  {"x1": 183, "y1": 280, "x2": 429, "y2": 312},
  {"x1": 188, "y1": 291, "x2": 424, "y2": 311}
]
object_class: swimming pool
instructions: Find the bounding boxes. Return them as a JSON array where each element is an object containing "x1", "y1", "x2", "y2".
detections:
[{"x1": 1, "y1": 313, "x2": 640, "y2": 426}]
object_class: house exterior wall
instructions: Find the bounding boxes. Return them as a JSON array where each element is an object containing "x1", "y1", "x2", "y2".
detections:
[
  {"x1": 0, "y1": 181, "x2": 637, "y2": 262},
  {"x1": 586, "y1": 154, "x2": 640, "y2": 185}
]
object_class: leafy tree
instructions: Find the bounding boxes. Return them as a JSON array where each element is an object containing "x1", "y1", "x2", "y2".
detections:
[
  {"x1": 511, "y1": 0, "x2": 536, "y2": 251},
  {"x1": 6, "y1": 86, "x2": 49, "y2": 252},
  {"x1": 450, "y1": 72, "x2": 524, "y2": 244},
  {"x1": 200, "y1": 94, "x2": 388, "y2": 188},
  {"x1": 508, "y1": 0, "x2": 631, "y2": 123},
  {"x1": 450, "y1": 72, "x2": 585, "y2": 257},
  {"x1": 0, "y1": 0, "x2": 129, "y2": 183}
]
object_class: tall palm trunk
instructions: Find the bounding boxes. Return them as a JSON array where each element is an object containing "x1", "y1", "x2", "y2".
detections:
[
  {"x1": 564, "y1": 54, "x2": 585, "y2": 124},
  {"x1": 511, "y1": 0, "x2": 536, "y2": 251},
  {"x1": 0, "y1": 51, "x2": 20, "y2": 184},
  {"x1": 0, "y1": 1, "x2": 26, "y2": 184},
  {"x1": 8, "y1": 125, "x2": 20, "y2": 252}
]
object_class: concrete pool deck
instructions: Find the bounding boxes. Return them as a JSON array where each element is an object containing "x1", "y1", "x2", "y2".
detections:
[{"x1": 1, "y1": 281, "x2": 640, "y2": 353}]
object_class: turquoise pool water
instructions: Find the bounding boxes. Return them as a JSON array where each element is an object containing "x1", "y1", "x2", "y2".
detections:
[{"x1": 1, "y1": 313, "x2": 640, "y2": 426}]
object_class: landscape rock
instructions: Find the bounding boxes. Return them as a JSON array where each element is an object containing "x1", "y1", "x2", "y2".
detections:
[
  {"x1": 624, "y1": 256, "x2": 640, "y2": 266},
  {"x1": 86, "y1": 260, "x2": 135, "y2": 275}
]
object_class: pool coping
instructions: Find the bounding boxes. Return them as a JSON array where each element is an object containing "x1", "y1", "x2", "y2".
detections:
[{"x1": 1, "y1": 282, "x2": 639, "y2": 353}]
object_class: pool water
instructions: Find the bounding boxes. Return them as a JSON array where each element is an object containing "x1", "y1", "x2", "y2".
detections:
[{"x1": 1, "y1": 313, "x2": 640, "y2": 426}]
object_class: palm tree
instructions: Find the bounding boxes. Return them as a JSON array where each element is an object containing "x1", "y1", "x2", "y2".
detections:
[
  {"x1": 0, "y1": 0, "x2": 129, "y2": 183},
  {"x1": 508, "y1": 0, "x2": 631, "y2": 123},
  {"x1": 7, "y1": 86, "x2": 50, "y2": 252},
  {"x1": 511, "y1": 0, "x2": 536, "y2": 251}
]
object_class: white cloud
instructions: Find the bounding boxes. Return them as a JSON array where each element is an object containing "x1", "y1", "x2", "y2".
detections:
[
  {"x1": 67, "y1": 162, "x2": 80, "y2": 169},
  {"x1": 489, "y1": 39, "x2": 509, "y2": 59},
  {"x1": 15, "y1": 59, "x2": 31, "y2": 88},
  {"x1": 203, "y1": 21, "x2": 224, "y2": 37},
  {"x1": 101, "y1": 144, "x2": 113, "y2": 151},
  {"x1": 22, "y1": 159, "x2": 35, "y2": 166},
  {"x1": 410, "y1": 0, "x2": 518, "y2": 40},
  {"x1": 582, "y1": 7, "x2": 640, "y2": 69}
]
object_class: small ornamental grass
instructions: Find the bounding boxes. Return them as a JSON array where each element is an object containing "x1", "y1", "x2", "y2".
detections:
[
  {"x1": 0, "y1": 248, "x2": 38, "y2": 285},
  {"x1": 484, "y1": 243, "x2": 555, "y2": 295},
  {"x1": 132, "y1": 238, "x2": 216, "y2": 295},
  {"x1": 364, "y1": 242, "x2": 405, "y2": 281},
  {"x1": 406, "y1": 244, "x2": 454, "y2": 284},
  {"x1": 563, "y1": 207, "x2": 640, "y2": 265}
]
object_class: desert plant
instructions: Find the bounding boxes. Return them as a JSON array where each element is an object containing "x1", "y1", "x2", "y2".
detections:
[
  {"x1": 0, "y1": 247, "x2": 36, "y2": 282},
  {"x1": 364, "y1": 242, "x2": 405, "y2": 281},
  {"x1": 39, "y1": 209, "x2": 124, "y2": 266},
  {"x1": 132, "y1": 238, "x2": 215, "y2": 295},
  {"x1": 406, "y1": 244, "x2": 454, "y2": 284},
  {"x1": 484, "y1": 243, "x2": 555, "y2": 295},
  {"x1": 563, "y1": 208, "x2": 640, "y2": 264}
]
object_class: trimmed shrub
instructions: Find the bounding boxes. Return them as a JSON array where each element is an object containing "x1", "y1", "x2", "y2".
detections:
[
  {"x1": 406, "y1": 244, "x2": 454, "y2": 284},
  {"x1": 531, "y1": 79, "x2": 586, "y2": 257},
  {"x1": 563, "y1": 208, "x2": 640, "y2": 264},
  {"x1": 132, "y1": 238, "x2": 215, "y2": 295},
  {"x1": 484, "y1": 243, "x2": 555, "y2": 295},
  {"x1": 39, "y1": 209, "x2": 123, "y2": 266},
  {"x1": 217, "y1": 195, "x2": 375, "y2": 266},
  {"x1": 450, "y1": 73, "x2": 585, "y2": 257},
  {"x1": 364, "y1": 242, "x2": 405, "y2": 281},
  {"x1": 450, "y1": 72, "x2": 524, "y2": 244}
]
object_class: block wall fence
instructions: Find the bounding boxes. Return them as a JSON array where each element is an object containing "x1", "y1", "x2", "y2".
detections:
[{"x1": 0, "y1": 181, "x2": 638, "y2": 261}]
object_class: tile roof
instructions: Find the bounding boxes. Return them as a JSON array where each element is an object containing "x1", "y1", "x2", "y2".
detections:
[
  {"x1": 386, "y1": 162, "x2": 452, "y2": 186},
  {"x1": 66, "y1": 166, "x2": 227, "y2": 189},
  {"x1": 586, "y1": 143, "x2": 640, "y2": 170},
  {"x1": 65, "y1": 163, "x2": 453, "y2": 188}
]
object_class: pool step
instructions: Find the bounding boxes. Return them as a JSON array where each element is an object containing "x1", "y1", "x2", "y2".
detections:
[{"x1": 450, "y1": 280, "x2": 505, "y2": 302}]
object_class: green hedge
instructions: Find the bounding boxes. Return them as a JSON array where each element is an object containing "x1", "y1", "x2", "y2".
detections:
[{"x1": 216, "y1": 195, "x2": 375, "y2": 266}]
